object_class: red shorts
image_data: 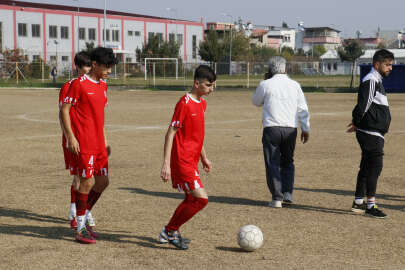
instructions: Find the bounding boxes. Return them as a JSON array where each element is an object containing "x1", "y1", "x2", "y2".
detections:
[
  {"x1": 70, "y1": 151, "x2": 108, "y2": 179},
  {"x1": 171, "y1": 168, "x2": 203, "y2": 192},
  {"x1": 62, "y1": 145, "x2": 71, "y2": 170}
]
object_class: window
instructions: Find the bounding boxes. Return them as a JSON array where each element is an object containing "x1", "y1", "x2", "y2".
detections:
[
  {"x1": 32, "y1": 55, "x2": 40, "y2": 61},
  {"x1": 49, "y1": 25, "x2": 57, "y2": 38},
  {"x1": 333, "y1": 63, "x2": 338, "y2": 71},
  {"x1": 0, "y1": 22, "x2": 2, "y2": 50},
  {"x1": 112, "y1": 30, "x2": 119, "y2": 42},
  {"x1": 32, "y1": 24, "x2": 40, "y2": 38},
  {"x1": 50, "y1": 55, "x2": 57, "y2": 62},
  {"x1": 88, "y1": 28, "x2": 96, "y2": 40},
  {"x1": 177, "y1": 34, "x2": 183, "y2": 45},
  {"x1": 169, "y1": 33, "x2": 175, "y2": 43},
  {"x1": 62, "y1": 56, "x2": 69, "y2": 62},
  {"x1": 327, "y1": 63, "x2": 331, "y2": 71},
  {"x1": 126, "y1": 57, "x2": 132, "y2": 63},
  {"x1": 156, "y1": 33, "x2": 163, "y2": 43},
  {"x1": 148, "y1": 32, "x2": 154, "y2": 41},
  {"x1": 128, "y1": 30, "x2": 133, "y2": 36},
  {"x1": 79, "y1": 28, "x2": 85, "y2": 40},
  {"x1": 134, "y1": 31, "x2": 141, "y2": 36},
  {"x1": 18, "y1": 23, "x2": 27, "y2": 37},
  {"x1": 61, "y1": 26, "x2": 69, "y2": 39},
  {"x1": 103, "y1": 29, "x2": 110, "y2": 41},
  {"x1": 192, "y1": 35, "x2": 197, "y2": 59}
]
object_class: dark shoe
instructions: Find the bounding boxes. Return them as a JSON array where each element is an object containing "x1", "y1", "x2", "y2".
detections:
[
  {"x1": 365, "y1": 205, "x2": 387, "y2": 219},
  {"x1": 351, "y1": 201, "x2": 366, "y2": 213},
  {"x1": 159, "y1": 227, "x2": 191, "y2": 244},
  {"x1": 161, "y1": 229, "x2": 188, "y2": 250}
]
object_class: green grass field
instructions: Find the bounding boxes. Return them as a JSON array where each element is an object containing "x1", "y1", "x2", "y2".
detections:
[{"x1": 0, "y1": 74, "x2": 359, "y2": 91}]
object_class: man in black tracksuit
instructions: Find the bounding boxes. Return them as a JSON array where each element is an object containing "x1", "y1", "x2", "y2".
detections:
[{"x1": 347, "y1": 49, "x2": 394, "y2": 218}]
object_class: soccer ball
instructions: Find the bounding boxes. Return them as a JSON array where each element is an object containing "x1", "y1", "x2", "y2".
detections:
[{"x1": 237, "y1": 225, "x2": 263, "y2": 251}]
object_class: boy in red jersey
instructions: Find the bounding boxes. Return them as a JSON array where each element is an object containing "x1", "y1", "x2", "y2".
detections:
[
  {"x1": 159, "y1": 65, "x2": 216, "y2": 250},
  {"x1": 61, "y1": 47, "x2": 118, "y2": 244},
  {"x1": 58, "y1": 51, "x2": 92, "y2": 230}
]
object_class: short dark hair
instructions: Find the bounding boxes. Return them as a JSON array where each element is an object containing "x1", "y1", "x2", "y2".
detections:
[
  {"x1": 194, "y1": 65, "x2": 216, "y2": 83},
  {"x1": 74, "y1": 51, "x2": 91, "y2": 68},
  {"x1": 373, "y1": 49, "x2": 394, "y2": 65},
  {"x1": 90, "y1": 47, "x2": 119, "y2": 67}
]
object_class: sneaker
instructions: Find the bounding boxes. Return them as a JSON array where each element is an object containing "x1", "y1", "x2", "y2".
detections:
[
  {"x1": 351, "y1": 201, "x2": 366, "y2": 213},
  {"x1": 269, "y1": 200, "x2": 282, "y2": 208},
  {"x1": 159, "y1": 228, "x2": 188, "y2": 250},
  {"x1": 70, "y1": 217, "x2": 78, "y2": 229},
  {"x1": 86, "y1": 212, "x2": 96, "y2": 227},
  {"x1": 158, "y1": 227, "x2": 191, "y2": 244},
  {"x1": 75, "y1": 228, "x2": 96, "y2": 244},
  {"x1": 365, "y1": 205, "x2": 387, "y2": 219},
  {"x1": 86, "y1": 225, "x2": 98, "y2": 239},
  {"x1": 283, "y1": 193, "x2": 293, "y2": 205}
]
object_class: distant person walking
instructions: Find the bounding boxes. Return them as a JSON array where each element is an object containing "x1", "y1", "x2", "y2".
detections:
[
  {"x1": 348, "y1": 49, "x2": 394, "y2": 218},
  {"x1": 51, "y1": 66, "x2": 57, "y2": 84},
  {"x1": 252, "y1": 56, "x2": 310, "y2": 208}
]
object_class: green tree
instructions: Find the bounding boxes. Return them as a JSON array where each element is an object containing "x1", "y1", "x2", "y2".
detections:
[
  {"x1": 198, "y1": 30, "x2": 224, "y2": 63},
  {"x1": 85, "y1": 42, "x2": 95, "y2": 52},
  {"x1": 224, "y1": 31, "x2": 251, "y2": 61},
  {"x1": 280, "y1": 46, "x2": 295, "y2": 60},
  {"x1": 250, "y1": 45, "x2": 278, "y2": 62},
  {"x1": 312, "y1": 45, "x2": 326, "y2": 57},
  {"x1": 338, "y1": 39, "x2": 365, "y2": 89},
  {"x1": 282, "y1": 21, "x2": 289, "y2": 28}
]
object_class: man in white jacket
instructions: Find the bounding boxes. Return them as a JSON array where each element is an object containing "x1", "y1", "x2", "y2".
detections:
[{"x1": 252, "y1": 56, "x2": 310, "y2": 208}]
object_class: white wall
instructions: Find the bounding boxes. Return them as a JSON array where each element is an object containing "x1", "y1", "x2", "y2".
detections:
[{"x1": 0, "y1": 9, "x2": 15, "y2": 50}]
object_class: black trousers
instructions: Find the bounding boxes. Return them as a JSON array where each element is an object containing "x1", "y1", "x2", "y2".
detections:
[
  {"x1": 262, "y1": 127, "x2": 297, "y2": 201},
  {"x1": 355, "y1": 131, "x2": 384, "y2": 198}
]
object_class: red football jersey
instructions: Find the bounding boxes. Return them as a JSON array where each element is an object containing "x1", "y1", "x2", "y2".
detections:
[
  {"x1": 64, "y1": 74, "x2": 108, "y2": 154},
  {"x1": 170, "y1": 93, "x2": 207, "y2": 177},
  {"x1": 59, "y1": 78, "x2": 76, "y2": 147}
]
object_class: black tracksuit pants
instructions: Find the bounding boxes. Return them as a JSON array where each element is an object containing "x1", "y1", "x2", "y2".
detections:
[{"x1": 355, "y1": 131, "x2": 384, "y2": 198}]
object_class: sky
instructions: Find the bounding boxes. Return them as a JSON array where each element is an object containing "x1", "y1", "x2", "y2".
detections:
[{"x1": 20, "y1": 0, "x2": 405, "y2": 37}]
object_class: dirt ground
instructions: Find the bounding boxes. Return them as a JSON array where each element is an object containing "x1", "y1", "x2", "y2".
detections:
[{"x1": 1, "y1": 88, "x2": 405, "y2": 270}]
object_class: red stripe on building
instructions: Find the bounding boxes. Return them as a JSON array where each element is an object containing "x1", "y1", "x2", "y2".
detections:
[
  {"x1": 71, "y1": 14, "x2": 75, "y2": 69},
  {"x1": 42, "y1": 12, "x2": 46, "y2": 62},
  {"x1": 121, "y1": 19, "x2": 124, "y2": 49},
  {"x1": 183, "y1": 25, "x2": 187, "y2": 61},
  {"x1": 144, "y1": 21, "x2": 147, "y2": 44},
  {"x1": 165, "y1": 22, "x2": 167, "y2": 42},
  {"x1": 13, "y1": 9, "x2": 17, "y2": 50},
  {"x1": 98, "y1": 17, "x2": 101, "y2": 46}
]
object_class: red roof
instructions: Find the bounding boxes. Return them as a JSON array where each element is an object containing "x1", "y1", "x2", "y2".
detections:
[{"x1": 0, "y1": 0, "x2": 195, "y2": 22}]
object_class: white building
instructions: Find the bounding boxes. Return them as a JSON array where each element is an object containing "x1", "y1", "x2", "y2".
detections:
[
  {"x1": 320, "y1": 49, "x2": 405, "y2": 75},
  {"x1": 0, "y1": 0, "x2": 204, "y2": 71}
]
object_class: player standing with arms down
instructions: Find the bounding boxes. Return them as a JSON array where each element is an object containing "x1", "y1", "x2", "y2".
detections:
[
  {"x1": 61, "y1": 47, "x2": 118, "y2": 243},
  {"x1": 159, "y1": 65, "x2": 216, "y2": 250},
  {"x1": 348, "y1": 49, "x2": 394, "y2": 218},
  {"x1": 58, "y1": 51, "x2": 93, "y2": 230}
]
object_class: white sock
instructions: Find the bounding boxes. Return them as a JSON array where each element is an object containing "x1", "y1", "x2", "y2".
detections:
[
  {"x1": 70, "y1": 203, "x2": 76, "y2": 214},
  {"x1": 77, "y1": 215, "x2": 86, "y2": 232},
  {"x1": 367, "y1": 199, "x2": 376, "y2": 209},
  {"x1": 354, "y1": 198, "x2": 364, "y2": 205}
]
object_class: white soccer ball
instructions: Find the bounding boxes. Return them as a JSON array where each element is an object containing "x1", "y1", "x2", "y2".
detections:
[{"x1": 237, "y1": 225, "x2": 263, "y2": 251}]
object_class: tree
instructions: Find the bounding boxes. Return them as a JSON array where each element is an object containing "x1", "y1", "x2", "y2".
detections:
[
  {"x1": 199, "y1": 30, "x2": 224, "y2": 64},
  {"x1": 312, "y1": 45, "x2": 326, "y2": 57},
  {"x1": 250, "y1": 45, "x2": 278, "y2": 62},
  {"x1": 282, "y1": 21, "x2": 289, "y2": 28},
  {"x1": 338, "y1": 40, "x2": 365, "y2": 89},
  {"x1": 280, "y1": 46, "x2": 295, "y2": 60},
  {"x1": 224, "y1": 31, "x2": 251, "y2": 61},
  {"x1": 85, "y1": 42, "x2": 95, "y2": 52}
]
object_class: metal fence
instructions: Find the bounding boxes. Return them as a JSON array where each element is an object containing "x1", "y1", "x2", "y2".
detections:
[{"x1": 0, "y1": 60, "x2": 357, "y2": 90}]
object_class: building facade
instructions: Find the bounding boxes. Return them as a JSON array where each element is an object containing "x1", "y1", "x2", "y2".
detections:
[
  {"x1": 0, "y1": 0, "x2": 204, "y2": 70},
  {"x1": 296, "y1": 26, "x2": 341, "y2": 53}
]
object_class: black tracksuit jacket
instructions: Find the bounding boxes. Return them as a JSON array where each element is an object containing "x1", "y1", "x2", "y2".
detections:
[{"x1": 352, "y1": 68, "x2": 391, "y2": 135}]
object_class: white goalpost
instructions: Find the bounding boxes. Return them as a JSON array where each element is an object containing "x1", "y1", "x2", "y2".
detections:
[{"x1": 144, "y1": 58, "x2": 179, "y2": 81}]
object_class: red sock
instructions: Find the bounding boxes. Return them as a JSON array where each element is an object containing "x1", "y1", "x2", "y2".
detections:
[
  {"x1": 70, "y1": 185, "x2": 77, "y2": 203},
  {"x1": 76, "y1": 192, "x2": 88, "y2": 216},
  {"x1": 166, "y1": 195, "x2": 208, "y2": 232},
  {"x1": 87, "y1": 190, "x2": 102, "y2": 211}
]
